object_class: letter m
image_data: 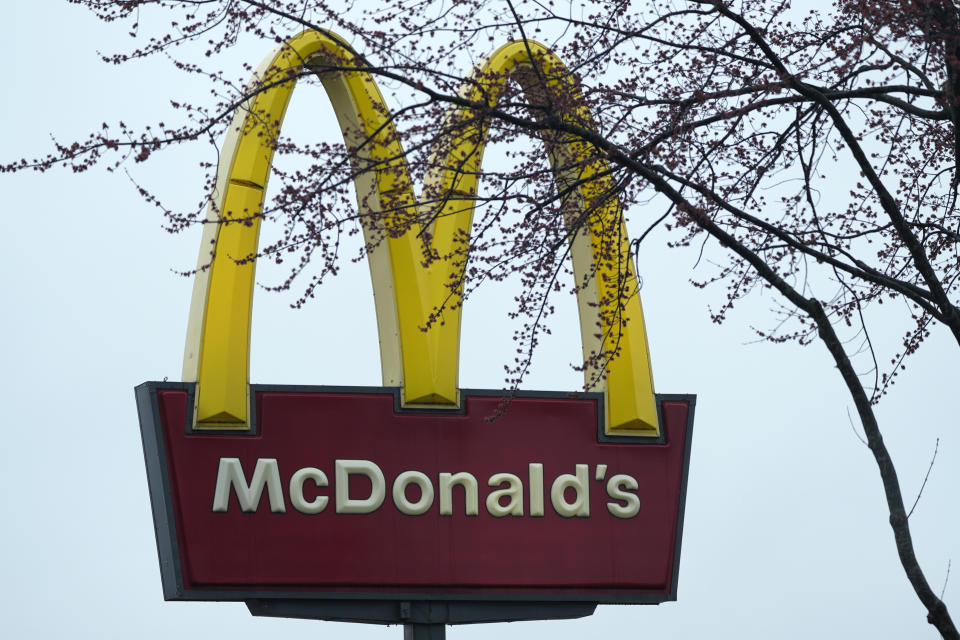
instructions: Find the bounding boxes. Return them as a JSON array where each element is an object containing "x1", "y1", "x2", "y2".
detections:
[{"x1": 212, "y1": 457, "x2": 286, "y2": 513}]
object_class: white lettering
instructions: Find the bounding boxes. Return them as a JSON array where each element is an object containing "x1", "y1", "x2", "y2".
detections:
[
  {"x1": 211, "y1": 458, "x2": 639, "y2": 519},
  {"x1": 212, "y1": 457, "x2": 286, "y2": 513},
  {"x1": 528, "y1": 463, "x2": 544, "y2": 517},
  {"x1": 486, "y1": 473, "x2": 524, "y2": 517},
  {"x1": 550, "y1": 464, "x2": 590, "y2": 518},
  {"x1": 335, "y1": 459, "x2": 386, "y2": 514},
  {"x1": 438, "y1": 472, "x2": 479, "y2": 516},
  {"x1": 289, "y1": 467, "x2": 329, "y2": 515},
  {"x1": 393, "y1": 471, "x2": 434, "y2": 515},
  {"x1": 605, "y1": 474, "x2": 640, "y2": 518}
]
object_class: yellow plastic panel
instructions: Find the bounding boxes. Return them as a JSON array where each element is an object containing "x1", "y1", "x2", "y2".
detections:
[
  {"x1": 184, "y1": 29, "x2": 658, "y2": 434},
  {"x1": 387, "y1": 205, "x2": 460, "y2": 405},
  {"x1": 191, "y1": 31, "x2": 351, "y2": 428},
  {"x1": 421, "y1": 40, "x2": 659, "y2": 433},
  {"x1": 196, "y1": 182, "x2": 264, "y2": 425}
]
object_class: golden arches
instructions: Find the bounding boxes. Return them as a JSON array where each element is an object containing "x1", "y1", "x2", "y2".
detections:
[{"x1": 182, "y1": 29, "x2": 658, "y2": 435}]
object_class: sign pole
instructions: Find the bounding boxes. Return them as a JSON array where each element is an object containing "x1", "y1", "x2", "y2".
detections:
[{"x1": 404, "y1": 623, "x2": 445, "y2": 640}]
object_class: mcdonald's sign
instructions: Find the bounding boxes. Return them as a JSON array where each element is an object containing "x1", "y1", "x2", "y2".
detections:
[{"x1": 135, "y1": 30, "x2": 695, "y2": 623}]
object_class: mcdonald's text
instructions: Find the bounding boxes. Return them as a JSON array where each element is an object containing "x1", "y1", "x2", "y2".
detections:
[{"x1": 212, "y1": 458, "x2": 642, "y2": 518}]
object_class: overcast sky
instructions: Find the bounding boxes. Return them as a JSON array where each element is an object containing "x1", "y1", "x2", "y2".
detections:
[{"x1": 2, "y1": 2, "x2": 958, "y2": 638}]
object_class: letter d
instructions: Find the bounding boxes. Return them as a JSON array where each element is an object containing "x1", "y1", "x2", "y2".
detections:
[
  {"x1": 550, "y1": 464, "x2": 590, "y2": 518},
  {"x1": 335, "y1": 460, "x2": 386, "y2": 514}
]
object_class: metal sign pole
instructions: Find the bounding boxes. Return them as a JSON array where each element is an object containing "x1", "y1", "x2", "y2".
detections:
[{"x1": 404, "y1": 623, "x2": 445, "y2": 640}]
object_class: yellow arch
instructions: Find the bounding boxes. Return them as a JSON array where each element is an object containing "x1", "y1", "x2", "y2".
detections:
[{"x1": 182, "y1": 30, "x2": 658, "y2": 435}]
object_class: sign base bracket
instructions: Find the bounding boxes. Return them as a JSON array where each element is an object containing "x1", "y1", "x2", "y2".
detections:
[{"x1": 245, "y1": 599, "x2": 598, "y2": 625}]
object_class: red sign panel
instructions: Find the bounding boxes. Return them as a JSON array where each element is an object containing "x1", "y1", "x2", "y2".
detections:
[{"x1": 136, "y1": 383, "x2": 694, "y2": 604}]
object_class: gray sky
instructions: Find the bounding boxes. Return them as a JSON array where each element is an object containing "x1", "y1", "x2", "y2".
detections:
[{"x1": 2, "y1": 2, "x2": 958, "y2": 638}]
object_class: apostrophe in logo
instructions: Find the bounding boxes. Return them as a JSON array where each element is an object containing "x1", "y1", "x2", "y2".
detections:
[{"x1": 180, "y1": 29, "x2": 657, "y2": 436}]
